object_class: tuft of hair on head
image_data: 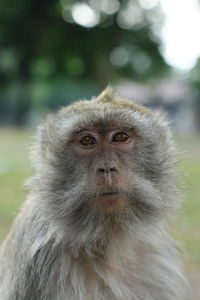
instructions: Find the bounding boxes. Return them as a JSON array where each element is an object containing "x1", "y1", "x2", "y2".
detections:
[
  {"x1": 92, "y1": 86, "x2": 151, "y2": 115},
  {"x1": 93, "y1": 86, "x2": 115, "y2": 104}
]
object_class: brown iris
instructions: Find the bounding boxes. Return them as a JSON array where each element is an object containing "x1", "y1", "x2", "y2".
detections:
[
  {"x1": 80, "y1": 135, "x2": 96, "y2": 146},
  {"x1": 113, "y1": 132, "x2": 129, "y2": 142}
]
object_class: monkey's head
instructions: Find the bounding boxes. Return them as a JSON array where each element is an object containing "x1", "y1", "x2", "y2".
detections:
[{"x1": 30, "y1": 88, "x2": 177, "y2": 249}]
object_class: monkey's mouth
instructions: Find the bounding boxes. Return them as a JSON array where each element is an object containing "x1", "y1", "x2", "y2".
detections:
[
  {"x1": 97, "y1": 190, "x2": 125, "y2": 197},
  {"x1": 94, "y1": 190, "x2": 127, "y2": 213}
]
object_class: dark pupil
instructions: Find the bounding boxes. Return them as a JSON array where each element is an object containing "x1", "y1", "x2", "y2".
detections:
[
  {"x1": 81, "y1": 136, "x2": 95, "y2": 146},
  {"x1": 113, "y1": 132, "x2": 129, "y2": 142}
]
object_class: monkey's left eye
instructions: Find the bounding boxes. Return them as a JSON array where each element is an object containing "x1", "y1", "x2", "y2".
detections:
[
  {"x1": 112, "y1": 132, "x2": 129, "y2": 142},
  {"x1": 80, "y1": 136, "x2": 96, "y2": 146}
]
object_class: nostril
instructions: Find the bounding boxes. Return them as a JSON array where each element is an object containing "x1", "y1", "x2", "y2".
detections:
[{"x1": 97, "y1": 167, "x2": 116, "y2": 174}]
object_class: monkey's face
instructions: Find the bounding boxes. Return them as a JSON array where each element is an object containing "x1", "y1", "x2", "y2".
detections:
[
  {"x1": 70, "y1": 125, "x2": 137, "y2": 214},
  {"x1": 35, "y1": 92, "x2": 176, "y2": 233}
]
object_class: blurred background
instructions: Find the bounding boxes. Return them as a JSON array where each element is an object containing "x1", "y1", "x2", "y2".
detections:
[{"x1": 0, "y1": 0, "x2": 200, "y2": 296}]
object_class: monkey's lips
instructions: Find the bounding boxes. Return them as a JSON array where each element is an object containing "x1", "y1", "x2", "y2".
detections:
[
  {"x1": 94, "y1": 190, "x2": 127, "y2": 213},
  {"x1": 97, "y1": 191, "x2": 125, "y2": 197}
]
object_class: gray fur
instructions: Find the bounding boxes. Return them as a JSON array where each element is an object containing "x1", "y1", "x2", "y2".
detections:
[{"x1": 0, "y1": 89, "x2": 186, "y2": 299}]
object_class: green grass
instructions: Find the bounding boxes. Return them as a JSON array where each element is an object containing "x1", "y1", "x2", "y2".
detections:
[
  {"x1": 0, "y1": 128, "x2": 200, "y2": 267},
  {"x1": 175, "y1": 159, "x2": 200, "y2": 265},
  {"x1": 0, "y1": 128, "x2": 31, "y2": 238}
]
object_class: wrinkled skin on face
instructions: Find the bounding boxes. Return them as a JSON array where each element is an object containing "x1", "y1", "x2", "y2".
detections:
[{"x1": 70, "y1": 125, "x2": 137, "y2": 213}]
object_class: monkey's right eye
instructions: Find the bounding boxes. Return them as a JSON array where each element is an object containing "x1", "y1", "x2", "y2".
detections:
[{"x1": 80, "y1": 136, "x2": 96, "y2": 147}]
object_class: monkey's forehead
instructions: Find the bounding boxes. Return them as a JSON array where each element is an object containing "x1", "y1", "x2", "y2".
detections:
[
  {"x1": 59, "y1": 87, "x2": 151, "y2": 122},
  {"x1": 60, "y1": 97, "x2": 151, "y2": 116},
  {"x1": 41, "y1": 98, "x2": 169, "y2": 146},
  {"x1": 52, "y1": 99, "x2": 163, "y2": 140},
  {"x1": 58, "y1": 100, "x2": 150, "y2": 127}
]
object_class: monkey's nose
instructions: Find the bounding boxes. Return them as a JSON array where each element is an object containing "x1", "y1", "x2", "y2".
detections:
[{"x1": 98, "y1": 167, "x2": 117, "y2": 174}]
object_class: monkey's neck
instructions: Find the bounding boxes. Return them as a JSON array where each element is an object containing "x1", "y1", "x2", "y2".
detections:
[{"x1": 67, "y1": 215, "x2": 132, "y2": 258}]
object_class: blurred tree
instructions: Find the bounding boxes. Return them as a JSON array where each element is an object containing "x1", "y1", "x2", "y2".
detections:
[
  {"x1": 0, "y1": 0, "x2": 169, "y2": 125},
  {"x1": 190, "y1": 58, "x2": 200, "y2": 130}
]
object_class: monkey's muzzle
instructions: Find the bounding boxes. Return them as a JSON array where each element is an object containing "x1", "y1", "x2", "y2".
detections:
[{"x1": 94, "y1": 190, "x2": 127, "y2": 213}]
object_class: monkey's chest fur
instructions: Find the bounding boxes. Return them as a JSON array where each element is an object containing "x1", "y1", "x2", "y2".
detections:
[{"x1": 25, "y1": 232, "x2": 184, "y2": 300}]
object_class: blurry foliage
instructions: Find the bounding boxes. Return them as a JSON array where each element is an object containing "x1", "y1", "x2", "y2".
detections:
[
  {"x1": 0, "y1": 0, "x2": 169, "y2": 125},
  {"x1": 190, "y1": 58, "x2": 200, "y2": 130},
  {"x1": 191, "y1": 58, "x2": 200, "y2": 91}
]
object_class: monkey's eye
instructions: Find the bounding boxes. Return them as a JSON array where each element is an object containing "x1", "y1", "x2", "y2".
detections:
[
  {"x1": 80, "y1": 136, "x2": 96, "y2": 146},
  {"x1": 112, "y1": 132, "x2": 129, "y2": 143}
]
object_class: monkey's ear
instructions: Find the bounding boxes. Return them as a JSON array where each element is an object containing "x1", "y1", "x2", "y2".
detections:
[{"x1": 93, "y1": 86, "x2": 114, "y2": 103}]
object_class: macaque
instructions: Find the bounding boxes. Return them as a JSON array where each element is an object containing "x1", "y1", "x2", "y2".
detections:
[{"x1": 0, "y1": 88, "x2": 186, "y2": 299}]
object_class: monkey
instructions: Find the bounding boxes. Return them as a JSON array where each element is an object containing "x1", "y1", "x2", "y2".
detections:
[{"x1": 0, "y1": 87, "x2": 186, "y2": 300}]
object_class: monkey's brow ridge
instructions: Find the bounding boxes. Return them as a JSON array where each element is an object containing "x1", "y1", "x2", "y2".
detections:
[{"x1": 72, "y1": 125, "x2": 135, "y2": 134}]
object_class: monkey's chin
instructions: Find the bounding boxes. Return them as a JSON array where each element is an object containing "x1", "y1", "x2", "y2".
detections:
[{"x1": 94, "y1": 195, "x2": 127, "y2": 213}]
